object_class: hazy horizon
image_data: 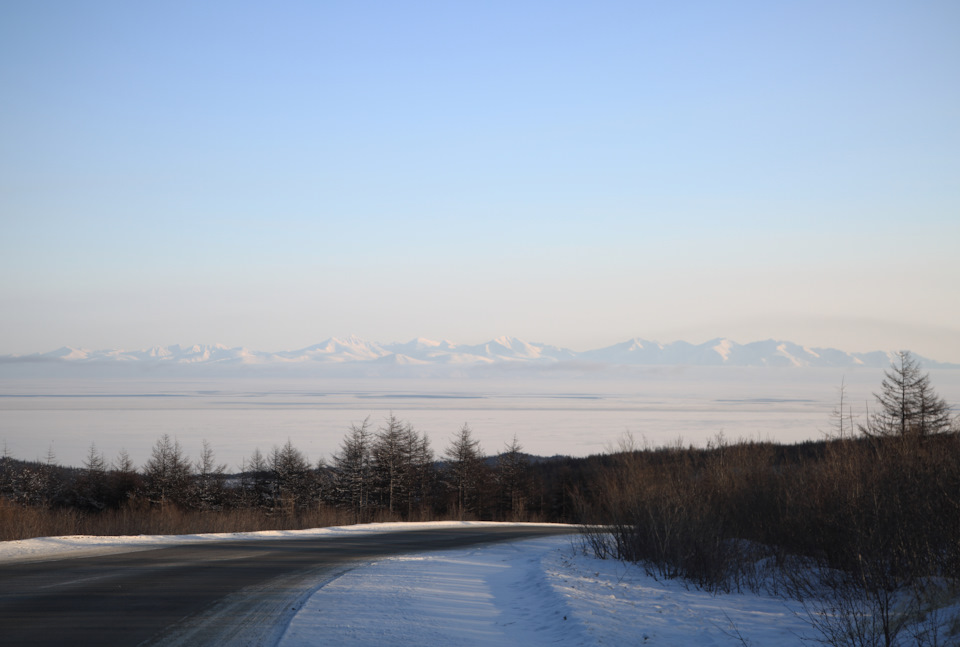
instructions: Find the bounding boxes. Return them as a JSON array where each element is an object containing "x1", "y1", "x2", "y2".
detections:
[{"x1": 2, "y1": 2, "x2": 959, "y2": 363}]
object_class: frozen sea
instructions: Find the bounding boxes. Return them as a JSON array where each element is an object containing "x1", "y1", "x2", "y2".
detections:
[{"x1": 2, "y1": 367, "x2": 958, "y2": 469}]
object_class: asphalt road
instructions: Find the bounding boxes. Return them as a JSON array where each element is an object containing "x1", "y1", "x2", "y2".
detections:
[{"x1": 0, "y1": 525, "x2": 577, "y2": 646}]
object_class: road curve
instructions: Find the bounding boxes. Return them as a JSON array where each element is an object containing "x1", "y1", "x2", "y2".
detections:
[{"x1": 0, "y1": 524, "x2": 577, "y2": 646}]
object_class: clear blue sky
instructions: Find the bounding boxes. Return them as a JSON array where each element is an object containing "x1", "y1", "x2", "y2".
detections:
[{"x1": 2, "y1": 1, "x2": 958, "y2": 360}]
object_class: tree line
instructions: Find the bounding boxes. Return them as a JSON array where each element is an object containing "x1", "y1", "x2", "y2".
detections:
[{"x1": 0, "y1": 413, "x2": 584, "y2": 539}]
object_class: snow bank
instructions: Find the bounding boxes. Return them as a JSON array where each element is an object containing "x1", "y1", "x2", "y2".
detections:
[{"x1": 279, "y1": 534, "x2": 816, "y2": 646}]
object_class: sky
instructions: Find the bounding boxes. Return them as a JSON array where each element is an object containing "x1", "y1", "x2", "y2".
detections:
[{"x1": 2, "y1": 1, "x2": 959, "y2": 362}]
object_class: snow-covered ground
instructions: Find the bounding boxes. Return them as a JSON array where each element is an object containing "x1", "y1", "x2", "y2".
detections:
[
  {"x1": 1, "y1": 522, "x2": 821, "y2": 645},
  {"x1": 278, "y1": 532, "x2": 816, "y2": 646}
]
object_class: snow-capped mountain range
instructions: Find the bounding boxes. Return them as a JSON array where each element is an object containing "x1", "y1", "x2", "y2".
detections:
[{"x1": 2, "y1": 336, "x2": 955, "y2": 375}]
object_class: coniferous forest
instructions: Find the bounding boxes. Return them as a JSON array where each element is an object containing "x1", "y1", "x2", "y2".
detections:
[{"x1": 1, "y1": 412, "x2": 584, "y2": 540}]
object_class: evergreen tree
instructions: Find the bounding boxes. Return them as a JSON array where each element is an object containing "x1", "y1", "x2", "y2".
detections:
[
  {"x1": 142, "y1": 434, "x2": 192, "y2": 507},
  {"x1": 496, "y1": 436, "x2": 530, "y2": 520},
  {"x1": 108, "y1": 449, "x2": 140, "y2": 507},
  {"x1": 240, "y1": 447, "x2": 272, "y2": 509},
  {"x1": 270, "y1": 439, "x2": 313, "y2": 512},
  {"x1": 443, "y1": 423, "x2": 486, "y2": 518},
  {"x1": 331, "y1": 418, "x2": 373, "y2": 522},
  {"x1": 863, "y1": 351, "x2": 953, "y2": 438},
  {"x1": 75, "y1": 443, "x2": 109, "y2": 510},
  {"x1": 192, "y1": 439, "x2": 227, "y2": 510},
  {"x1": 371, "y1": 414, "x2": 412, "y2": 515},
  {"x1": 402, "y1": 425, "x2": 434, "y2": 519}
]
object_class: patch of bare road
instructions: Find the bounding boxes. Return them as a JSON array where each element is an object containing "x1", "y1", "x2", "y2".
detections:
[{"x1": 0, "y1": 525, "x2": 577, "y2": 646}]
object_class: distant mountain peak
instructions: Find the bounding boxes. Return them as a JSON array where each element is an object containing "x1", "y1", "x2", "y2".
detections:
[
  {"x1": 712, "y1": 339, "x2": 734, "y2": 361},
  {"x1": 3, "y1": 337, "x2": 954, "y2": 376}
]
